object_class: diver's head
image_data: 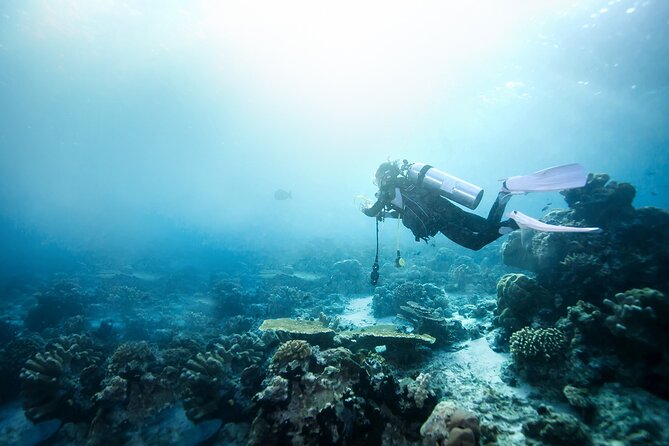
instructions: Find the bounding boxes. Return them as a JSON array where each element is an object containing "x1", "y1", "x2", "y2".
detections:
[{"x1": 374, "y1": 161, "x2": 400, "y2": 190}]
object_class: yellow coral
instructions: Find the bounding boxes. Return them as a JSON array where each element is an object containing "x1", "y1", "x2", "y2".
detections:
[{"x1": 510, "y1": 327, "x2": 566, "y2": 362}]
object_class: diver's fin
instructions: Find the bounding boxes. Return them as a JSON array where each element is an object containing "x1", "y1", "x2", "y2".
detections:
[
  {"x1": 508, "y1": 210, "x2": 601, "y2": 233},
  {"x1": 503, "y1": 163, "x2": 587, "y2": 194}
]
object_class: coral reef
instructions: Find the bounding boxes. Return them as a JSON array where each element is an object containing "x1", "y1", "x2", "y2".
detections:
[
  {"x1": 20, "y1": 337, "x2": 104, "y2": 423},
  {"x1": 587, "y1": 383, "x2": 669, "y2": 445},
  {"x1": 211, "y1": 280, "x2": 247, "y2": 317},
  {"x1": 603, "y1": 288, "x2": 668, "y2": 348},
  {"x1": 269, "y1": 340, "x2": 312, "y2": 372},
  {"x1": 400, "y1": 372, "x2": 434, "y2": 410},
  {"x1": 1, "y1": 177, "x2": 667, "y2": 445},
  {"x1": 495, "y1": 274, "x2": 552, "y2": 338},
  {"x1": 522, "y1": 405, "x2": 592, "y2": 446},
  {"x1": 502, "y1": 174, "x2": 669, "y2": 305},
  {"x1": 180, "y1": 349, "x2": 245, "y2": 423},
  {"x1": 24, "y1": 281, "x2": 86, "y2": 332},
  {"x1": 339, "y1": 324, "x2": 436, "y2": 349},
  {"x1": 372, "y1": 281, "x2": 447, "y2": 318},
  {"x1": 420, "y1": 400, "x2": 480, "y2": 446},
  {"x1": 258, "y1": 318, "x2": 335, "y2": 346},
  {"x1": 561, "y1": 173, "x2": 636, "y2": 226},
  {"x1": 215, "y1": 332, "x2": 268, "y2": 373},
  {"x1": 0, "y1": 337, "x2": 42, "y2": 401},
  {"x1": 398, "y1": 301, "x2": 467, "y2": 347},
  {"x1": 327, "y1": 259, "x2": 367, "y2": 294},
  {"x1": 0, "y1": 318, "x2": 18, "y2": 344},
  {"x1": 264, "y1": 286, "x2": 313, "y2": 318},
  {"x1": 87, "y1": 340, "x2": 184, "y2": 438},
  {"x1": 250, "y1": 341, "x2": 437, "y2": 445},
  {"x1": 602, "y1": 288, "x2": 669, "y2": 398}
]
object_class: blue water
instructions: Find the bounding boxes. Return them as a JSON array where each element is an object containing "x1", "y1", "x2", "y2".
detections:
[
  {"x1": 1, "y1": 1, "x2": 667, "y2": 272},
  {"x1": 1, "y1": 2, "x2": 669, "y2": 444}
]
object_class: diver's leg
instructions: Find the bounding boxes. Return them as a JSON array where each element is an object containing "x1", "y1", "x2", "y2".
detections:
[
  {"x1": 438, "y1": 193, "x2": 517, "y2": 250},
  {"x1": 487, "y1": 191, "x2": 513, "y2": 222},
  {"x1": 487, "y1": 191, "x2": 519, "y2": 235},
  {"x1": 436, "y1": 202, "x2": 499, "y2": 250}
]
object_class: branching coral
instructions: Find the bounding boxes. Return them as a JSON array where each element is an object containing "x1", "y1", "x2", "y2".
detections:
[
  {"x1": 108, "y1": 341, "x2": 158, "y2": 376},
  {"x1": 20, "y1": 338, "x2": 103, "y2": 423},
  {"x1": 603, "y1": 288, "x2": 669, "y2": 348},
  {"x1": 215, "y1": 332, "x2": 267, "y2": 373},
  {"x1": 181, "y1": 348, "x2": 236, "y2": 423},
  {"x1": 269, "y1": 340, "x2": 312, "y2": 373},
  {"x1": 399, "y1": 372, "x2": 434, "y2": 409},
  {"x1": 100, "y1": 340, "x2": 182, "y2": 426},
  {"x1": 509, "y1": 327, "x2": 567, "y2": 363},
  {"x1": 180, "y1": 338, "x2": 262, "y2": 424}
]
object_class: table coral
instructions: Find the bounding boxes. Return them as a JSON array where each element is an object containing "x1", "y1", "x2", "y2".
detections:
[{"x1": 258, "y1": 318, "x2": 335, "y2": 345}]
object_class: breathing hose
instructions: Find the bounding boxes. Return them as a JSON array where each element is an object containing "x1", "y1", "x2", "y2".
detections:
[
  {"x1": 395, "y1": 217, "x2": 404, "y2": 268},
  {"x1": 370, "y1": 217, "x2": 380, "y2": 285}
]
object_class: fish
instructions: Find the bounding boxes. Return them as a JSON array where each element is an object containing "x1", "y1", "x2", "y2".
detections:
[
  {"x1": 274, "y1": 189, "x2": 292, "y2": 200},
  {"x1": 541, "y1": 202, "x2": 552, "y2": 212}
]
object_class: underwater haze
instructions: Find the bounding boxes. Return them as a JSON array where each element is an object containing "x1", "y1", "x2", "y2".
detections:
[
  {"x1": 1, "y1": 0, "x2": 667, "y2": 266},
  {"x1": 1, "y1": 1, "x2": 669, "y2": 445}
]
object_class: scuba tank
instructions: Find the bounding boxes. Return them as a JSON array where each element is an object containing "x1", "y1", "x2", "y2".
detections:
[{"x1": 407, "y1": 162, "x2": 484, "y2": 210}]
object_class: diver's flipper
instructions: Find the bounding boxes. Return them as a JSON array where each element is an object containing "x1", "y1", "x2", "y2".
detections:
[
  {"x1": 503, "y1": 163, "x2": 587, "y2": 194},
  {"x1": 508, "y1": 211, "x2": 601, "y2": 233}
]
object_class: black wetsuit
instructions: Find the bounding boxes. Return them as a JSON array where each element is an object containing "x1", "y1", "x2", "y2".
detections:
[{"x1": 363, "y1": 177, "x2": 515, "y2": 251}]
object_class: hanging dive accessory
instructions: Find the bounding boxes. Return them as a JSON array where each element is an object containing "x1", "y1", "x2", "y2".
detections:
[
  {"x1": 407, "y1": 162, "x2": 484, "y2": 210},
  {"x1": 395, "y1": 216, "x2": 405, "y2": 268},
  {"x1": 371, "y1": 216, "x2": 380, "y2": 285}
]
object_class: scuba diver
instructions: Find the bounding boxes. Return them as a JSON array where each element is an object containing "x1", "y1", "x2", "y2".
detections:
[{"x1": 362, "y1": 160, "x2": 600, "y2": 251}]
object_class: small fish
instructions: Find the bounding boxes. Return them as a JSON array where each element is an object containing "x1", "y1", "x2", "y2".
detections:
[
  {"x1": 541, "y1": 202, "x2": 552, "y2": 212},
  {"x1": 274, "y1": 189, "x2": 292, "y2": 200}
]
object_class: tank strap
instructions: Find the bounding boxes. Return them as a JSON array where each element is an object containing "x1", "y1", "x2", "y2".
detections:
[{"x1": 416, "y1": 164, "x2": 432, "y2": 187}]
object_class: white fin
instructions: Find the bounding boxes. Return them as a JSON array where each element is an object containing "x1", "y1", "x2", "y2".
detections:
[
  {"x1": 504, "y1": 163, "x2": 587, "y2": 193},
  {"x1": 508, "y1": 210, "x2": 601, "y2": 233}
]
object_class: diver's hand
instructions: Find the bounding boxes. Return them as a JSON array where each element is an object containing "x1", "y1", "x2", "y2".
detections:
[
  {"x1": 354, "y1": 195, "x2": 374, "y2": 212},
  {"x1": 361, "y1": 206, "x2": 374, "y2": 216}
]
